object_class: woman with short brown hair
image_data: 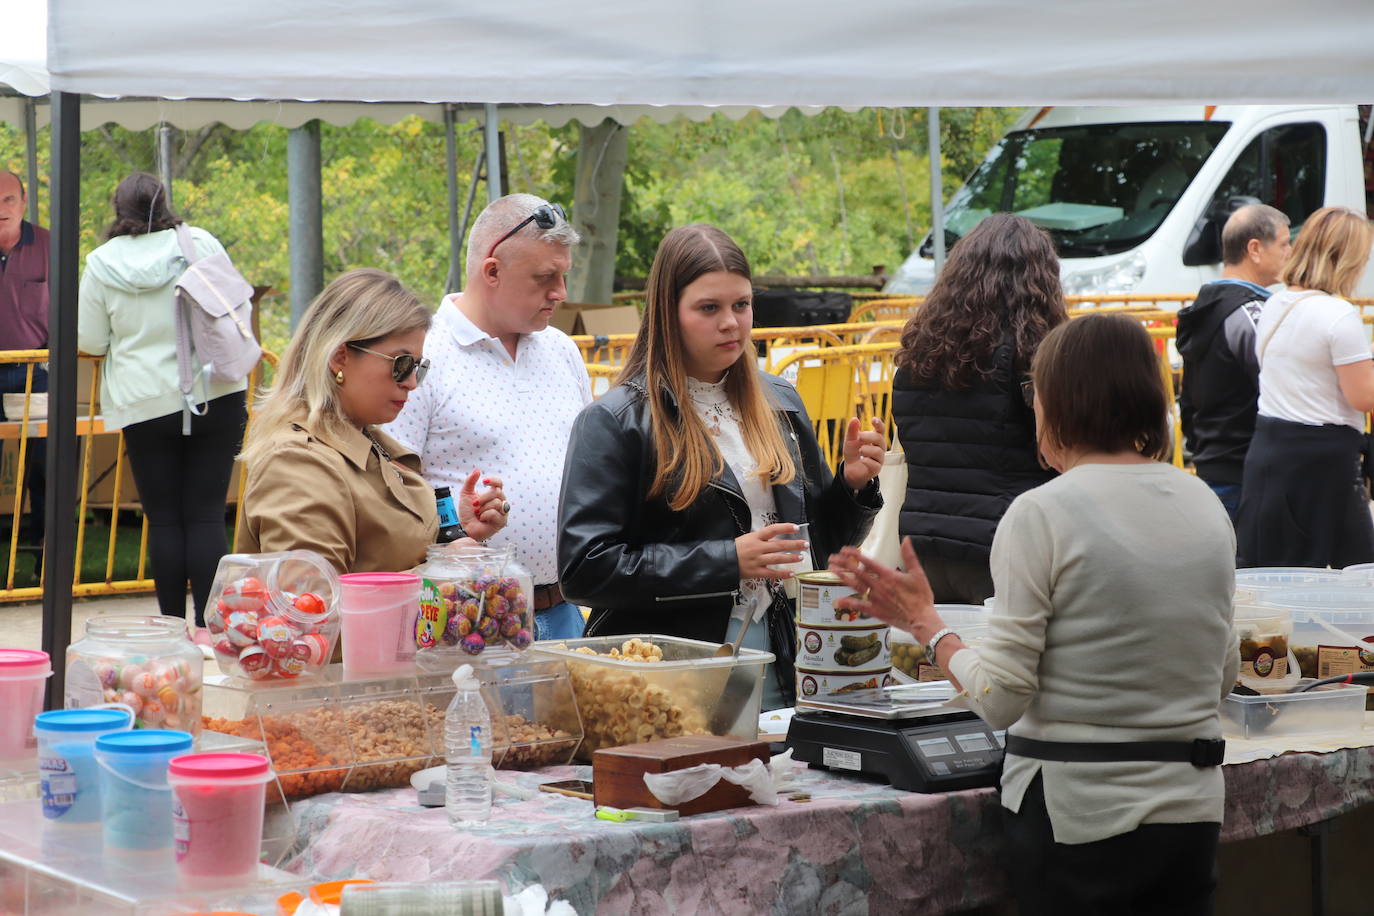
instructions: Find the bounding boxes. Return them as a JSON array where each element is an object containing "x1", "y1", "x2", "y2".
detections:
[
  {"x1": 831, "y1": 314, "x2": 1237, "y2": 915},
  {"x1": 1238, "y1": 206, "x2": 1374, "y2": 568}
]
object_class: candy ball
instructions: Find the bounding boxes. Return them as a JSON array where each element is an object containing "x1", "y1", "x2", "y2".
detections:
[
  {"x1": 212, "y1": 638, "x2": 237, "y2": 661},
  {"x1": 477, "y1": 616, "x2": 500, "y2": 640},
  {"x1": 117, "y1": 663, "x2": 145, "y2": 691},
  {"x1": 222, "y1": 576, "x2": 269, "y2": 614},
  {"x1": 156, "y1": 685, "x2": 180, "y2": 715},
  {"x1": 119, "y1": 691, "x2": 144, "y2": 715},
  {"x1": 153, "y1": 662, "x2": 180, "y2": 688},
  {"x1": 93, "y1": 661, "x2": 118, "y2": 689},
  {"x1": 292, "y1": 592, "x2": 327, "y2": 619},
  {"x1": 461, "y1": 600, "x2": 481, "y2": 623},
  {"x1": 460, "y1": 633, "x2": 485, "y2": 656},
  {"x1": 129, "y1": 670, "x2": 159, "y2": 698},
  {"x1": 499, "y1": 613, "x2": 522, "y2": 638},
  {"x1": 163, "y1": 713, "x2": 183, "y2": 730},
  {"x1": 510, "y1": 628, "x2": 533, "y2": 650},
  {"x1": 225, "y1": 612, "x2": 259, "y2": 648},
  {"x1": 258, "y1": 616, "x2": 293, "y2": 658},
  {"x1": 206, "y1": 602, "x2": 226, "y2": 634},
  {"x1": 276, "y1": 654, "x2": 307, "y2": 678},
  {"x1": 238, "y1": 645, "x2": 272, "y2": 679},
  {"x1": 290, "y1": 634, "x2": 329, "y2": 667},
  {"x1": 510, "y1": 593, "x2": 528, "y2": 615},
  {"x1": 139, "y1": 699, "x2": 166, "y2": 726}
]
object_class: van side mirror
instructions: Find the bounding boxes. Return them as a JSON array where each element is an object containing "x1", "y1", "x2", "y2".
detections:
[{"x1": 1182, "y1": 196, "x2": 1263, "y2": 267}]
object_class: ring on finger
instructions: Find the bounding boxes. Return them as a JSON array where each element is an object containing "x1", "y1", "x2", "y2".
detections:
[{"x1": 501, "y1": 500, "x2": 512, "y2": 515}]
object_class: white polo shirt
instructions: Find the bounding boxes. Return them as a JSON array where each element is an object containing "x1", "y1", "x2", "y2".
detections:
[{"x1": 383, "y1": 297, "x2": 592, "y2": 585}]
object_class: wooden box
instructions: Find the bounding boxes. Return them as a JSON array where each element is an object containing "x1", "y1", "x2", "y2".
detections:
[{"x1": 592, "y1": 735, "x2": 770, "y2": 817}]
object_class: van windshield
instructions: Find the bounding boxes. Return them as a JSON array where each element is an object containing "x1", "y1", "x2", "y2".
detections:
[{"x1": 923, "y1": 121, "x2": 1232, "y2": 258}]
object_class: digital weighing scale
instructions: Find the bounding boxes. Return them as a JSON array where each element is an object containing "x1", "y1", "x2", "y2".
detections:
[{"x1": 785, "y1": 683, "x2": 1004, "y2": 792}]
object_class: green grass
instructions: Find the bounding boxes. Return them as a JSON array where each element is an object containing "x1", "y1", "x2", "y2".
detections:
[{"x1": 0, "y1": 517, "x2": 235, "y2": 591}]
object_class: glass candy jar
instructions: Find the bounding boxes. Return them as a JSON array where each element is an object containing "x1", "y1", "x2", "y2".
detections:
[
  {"x1": 414, "y1": 544, "x2": 533, "y2": 668},
  {"x1": 64, "y1": 616, "x2": 203, "y2": 735}
]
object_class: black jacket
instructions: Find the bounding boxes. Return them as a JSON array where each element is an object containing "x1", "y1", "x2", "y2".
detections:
[
  {"x1": 892, "y1": 341, "x2": 1052, "y2": 564},
  {"x1": 557, "y1": 372, "x2": 881, "y2": 644},
  {"x1": 1177, "y1": 280, "x2": 1267, "y2": 484}
]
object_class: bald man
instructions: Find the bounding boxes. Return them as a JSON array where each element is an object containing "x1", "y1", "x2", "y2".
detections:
[
  {"x1": 0, "y1": 169, "x2": 50, "y2": 550},
  {"x1": 1176, "y1": 203, "x2": 1292, "y2": 523}
]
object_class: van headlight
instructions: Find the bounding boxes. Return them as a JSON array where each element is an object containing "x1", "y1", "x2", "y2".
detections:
[{"x1": 1061, "y1": 253, "x2": 1147, "y2": 296}]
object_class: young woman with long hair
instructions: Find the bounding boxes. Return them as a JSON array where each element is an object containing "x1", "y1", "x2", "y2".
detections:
[
  {"x1": 557, "y1": 224, "x2": 884, "y2": 706},
  {"x1": 1238, "y1": 206, "x2": 1374, "y2": 567},
  {"x1": 892, "y1": 213, "x2": 1068, "y2": 604}
]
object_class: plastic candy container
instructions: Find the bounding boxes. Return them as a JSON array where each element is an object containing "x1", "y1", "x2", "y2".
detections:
[
  {"x1": 167, "y1": 752, "x2": 274, "y2": 887},
  {"x1": 64, "y1": 616, "x2": 203, "y2": 734},
  {"x1": 414, "y1": 544, "x2": 533, "y2": 666},
  {"x1": 34, "y1": 707, "x2": 134, "y2": 826},
  {"x1": 205, "y1": 550, "x2": 340, "y2": 681},
  {"x1": 0, "y1": 649, "x2": 51, "y2": 764},
  {"x1": 94, "y1": 728, "x2": 193, "y2": 853}
]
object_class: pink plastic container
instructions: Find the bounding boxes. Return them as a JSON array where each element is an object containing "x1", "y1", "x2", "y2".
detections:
[
  {"x1": 0, "y1": 649, "x2": 51, "y2": 764},
  {"x1": 167, "y1": 752, "x2": 273, "y2": 886},
  {"x1": 339, "y1": 572, "x2": 421, "y2": 678}
]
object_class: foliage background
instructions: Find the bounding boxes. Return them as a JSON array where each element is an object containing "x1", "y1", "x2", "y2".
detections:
[{"x1": 0, "y1": 107, "x2": 1019, "y2": 354}]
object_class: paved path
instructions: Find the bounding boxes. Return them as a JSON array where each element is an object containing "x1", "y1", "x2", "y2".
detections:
[{"x1": 0, "y1": 593, "x2": 172, "y2": 651}]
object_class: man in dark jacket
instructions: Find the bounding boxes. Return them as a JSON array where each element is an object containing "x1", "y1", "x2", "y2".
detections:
[{"x1": 1177, "y1": 204, "x2": 1291, "y2": 523}]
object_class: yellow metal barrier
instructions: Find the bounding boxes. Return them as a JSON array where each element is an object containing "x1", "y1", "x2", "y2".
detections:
[
  {"x1": 768, "y1": 343, "x2": 900, "y2": 468},
  {"x1": 0, "y1": 350, "x2": 277, "y2": 604}
]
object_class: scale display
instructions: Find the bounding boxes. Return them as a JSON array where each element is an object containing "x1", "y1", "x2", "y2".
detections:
[{"x1": 787, "y1": 684, "x2": 1004, "y2": 792}]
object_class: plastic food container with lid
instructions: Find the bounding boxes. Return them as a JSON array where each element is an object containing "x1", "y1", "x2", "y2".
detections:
[
  {"x1": 0, "y1": 648, "x2": 51, "y2": 764},
  {"x1": 1221, "y1": 681, "x2": 1368, "y2": 739},
  {"x1": 1233, "y1": 603, "x2": 1296, "y2": 690},
  {"x1": 891, "y1": 604, "x2": 991, "y2": 684},
  {"x1": 65, "y1": 616, "x2": 203, "y2": 733},
  {"x1": 168, "y1": 752, "x2": 275, "y2": 887},
  {"x1": 413, "y1": 543, "x2": 533, "y2": 666},
  {"x1": 1235, "y1": 567, "x2": 1341, "y2": 592},
  {"x1": 206, "y1": 550, "x2": 341, "y2": 682},
  {"x1": 95, "y1": 728, "x2": 194, "y2": 853},
  {"x1": 34, "y1": 706, "x2": 135, "y2": 826},
  {"x1": 1261, "y1": 586, "x2": 1374, "y2": 705}
]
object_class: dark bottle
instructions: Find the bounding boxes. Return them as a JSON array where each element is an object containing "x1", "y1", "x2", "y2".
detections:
[{"x1": 435, "y1": 487, "x2": 463, "y2": 543}]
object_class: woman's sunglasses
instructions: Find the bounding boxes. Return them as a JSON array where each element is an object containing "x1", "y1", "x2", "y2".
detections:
[
  {"x1": 347, "y1": 343, "x2": 430, "y2": 385},
  {"x1": 485, "y1": 203, "x2": 567, "y2": 260}
]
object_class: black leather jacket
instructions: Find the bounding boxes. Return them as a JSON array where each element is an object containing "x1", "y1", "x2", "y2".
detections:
[{"x1": 557, "y1": 372, "x2": 881, "y2": 644}]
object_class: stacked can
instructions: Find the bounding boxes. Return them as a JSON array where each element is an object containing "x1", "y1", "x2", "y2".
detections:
[{"x1": 794, "y1": 571, "x2": 894, "y2": 700}]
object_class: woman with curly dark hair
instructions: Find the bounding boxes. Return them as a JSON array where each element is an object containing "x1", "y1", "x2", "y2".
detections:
[{"x1": 892, "y1": 213, "x2": 1067, "y2": 603}]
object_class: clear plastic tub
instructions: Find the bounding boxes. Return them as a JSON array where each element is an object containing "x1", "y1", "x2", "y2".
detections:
[
  {"x1": 890, "y1": 605, "x2": 990, "y2": 683},
  {"x1": 529, "y1": 635, "x2": 773, "y2": 761},
  {"x1": 413, "y1": 544, "x2": 533, "y2": 667},
  {"x1": 1235, "y1": 567, "x2": 1341, "y2": 591},
  {"x1": 1234, "y1": 604, "x2": 1294, "y2": 687},
  {"x1": 1221, "y1": 682, "x2": 1368, "y2": 739},
  {"x1": 1261, "y1": 587, "x2": 1374, "y2": 706},
  {"x1": 0, "y1": 650, "x2": 50, "y2": 765},
  {"x1": 64, "y1": 616, "x2": 203, "y2": 734}
]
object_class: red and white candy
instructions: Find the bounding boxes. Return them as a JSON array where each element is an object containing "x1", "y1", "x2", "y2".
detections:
[{"x1": 258, "y1": 616, "x2": 293, "y2": 658}]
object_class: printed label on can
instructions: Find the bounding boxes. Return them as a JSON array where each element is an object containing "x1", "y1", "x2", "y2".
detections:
[
  {"x1": 172, "y1": 793, "x2": 191, "y2": 861},
  {"x1": 39, "y1": 754, "x2": 77, "y2": 818},
  {"x1": 795, "y1": 624, "x2": 890, "y2": 670},
  {"x1": 796, "y1": 573, "x2": 867, "y2": 626},
  {"x1": 795, "y1": 667, "x2": 895, "y2": 697}
]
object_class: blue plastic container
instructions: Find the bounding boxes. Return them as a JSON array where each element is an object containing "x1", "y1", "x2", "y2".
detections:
[
  {"x1": 94, "y1": 729, "x2": 192, "y2": 853},
  {"x1": 33, "y1": 708, "x2": 134, "y2": 825}
]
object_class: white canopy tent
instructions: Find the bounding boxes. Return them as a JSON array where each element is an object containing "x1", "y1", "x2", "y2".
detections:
[{"x1": 23, "y1": 0, "x2": 1374, "y2": 691}]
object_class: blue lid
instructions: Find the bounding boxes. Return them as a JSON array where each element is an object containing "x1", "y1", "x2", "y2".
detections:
[
  {"x1": 34, "y1": 708, "x2": 132, "y2": 732},
  {"x1": 95, "y1": 729, "x2": 193, "y2": 754}
]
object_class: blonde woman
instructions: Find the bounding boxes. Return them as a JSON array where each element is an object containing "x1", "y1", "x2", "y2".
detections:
[
  {"x1": 1238, "y1": 207, "x2": 1374, "y2": 568},
  {"x1": 557, "y1": 225, "x2": 884, "y2": 705},
  {"x1": 237, "y1": 268, "x2": 507, "y2": 574}
]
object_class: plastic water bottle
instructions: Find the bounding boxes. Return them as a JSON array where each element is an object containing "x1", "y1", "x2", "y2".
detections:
[{"x1": 445, "y1": 663, "x2": 493, "y2": 826}]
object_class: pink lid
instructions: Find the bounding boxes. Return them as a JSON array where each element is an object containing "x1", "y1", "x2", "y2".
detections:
[
  {"x1": 339, "y1": 572, "x2": 420, "y2": 587},
  {"x1": 0, "y1": 649, "x2": 50, "y2": 674},
  {"x1": 169, "y1": 752, "x2": 271, "y2": 780}
]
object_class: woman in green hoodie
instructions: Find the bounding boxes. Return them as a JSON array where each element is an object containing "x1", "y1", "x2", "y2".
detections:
[{"x1": 78, "y1": 173, "x2": 248, "y2": 629}]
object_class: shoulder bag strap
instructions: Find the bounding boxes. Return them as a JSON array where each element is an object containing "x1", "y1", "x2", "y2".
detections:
[
  {"x1": 1257, "y1": 291, "x2": 1321, "y2": 366},
  {"x1": 172, "y1": 224, "x2": 206, "y2": 433}
]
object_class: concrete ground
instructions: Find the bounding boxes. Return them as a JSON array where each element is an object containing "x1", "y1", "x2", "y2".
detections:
[{"x1": 0, "y1": 592, "x2": 174, "y2": 651}]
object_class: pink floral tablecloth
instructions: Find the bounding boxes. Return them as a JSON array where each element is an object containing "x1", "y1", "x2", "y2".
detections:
[{"x1": 281, "y1": 746, "x2": 1374, "y2": 915}]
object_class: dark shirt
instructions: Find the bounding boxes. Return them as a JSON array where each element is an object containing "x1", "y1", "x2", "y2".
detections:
[{"x1": 0, "y1": 221, "x2": 51, "y2": 351}]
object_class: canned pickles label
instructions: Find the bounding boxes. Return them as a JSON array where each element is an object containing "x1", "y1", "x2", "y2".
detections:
[
  {"x1": 796, "y1": 624, "x2": 890, "y2": 670},
  {"x1": 797, "y1": 669, "x2": 896, "y2": 698},
  {"x1": 796, "y1": 573, "x2": 867, "y2": 626}
]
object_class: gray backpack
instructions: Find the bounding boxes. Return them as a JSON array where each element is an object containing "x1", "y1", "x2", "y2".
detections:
[{"x1": 173, "y1": 224, "x2": 262, "y2": 433}]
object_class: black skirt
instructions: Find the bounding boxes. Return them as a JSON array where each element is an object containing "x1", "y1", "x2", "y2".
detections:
[{"x1": 1237, "y1": 415, "x2": 1374, "y2": 569}]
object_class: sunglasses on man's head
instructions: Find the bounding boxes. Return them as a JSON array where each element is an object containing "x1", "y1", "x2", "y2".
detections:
[
  {"x1": 485, "y1": 203, "x2": 567, "y2": 260},
  {"x1": 347, "y1": 343, "x2": 430, "y2": 385}
]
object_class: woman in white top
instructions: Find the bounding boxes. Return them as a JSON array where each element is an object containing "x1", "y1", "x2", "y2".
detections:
[
  {"x1": 1238, "y1": 206, "x2": 1374, "y2": 568},
  {"x1": 830, "y1": 314, "x2": 1237, "y2": 915},
  {"x1": 558, "y1": 224, "x2": 884, "y2": 707}
]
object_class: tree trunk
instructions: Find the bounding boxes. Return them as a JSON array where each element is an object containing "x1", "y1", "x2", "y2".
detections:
[{"x1": 567, "y1": 119, "x2": 629, "y2": 306}]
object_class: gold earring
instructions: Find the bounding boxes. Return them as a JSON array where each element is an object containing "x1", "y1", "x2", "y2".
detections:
[{"x1": 334, "y1": 369, "x2": 344, "y2": 385}]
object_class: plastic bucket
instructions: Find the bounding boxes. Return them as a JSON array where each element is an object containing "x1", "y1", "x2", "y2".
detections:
[
  {"x1": 0, "y1": 649, "x2": 51, "y2": 763},
  {"x1": 94, "y1": 729, "x2": 193, "y2": 853},
  {"x1": 167, "y1": 752, "x2": 274, "y2": 886},
  {"x1": 33, "y1": 706, "x2": 134, "y2": 825},
  {"x1": 340, "y1": 572, "x2": 421, "y2": 677}
]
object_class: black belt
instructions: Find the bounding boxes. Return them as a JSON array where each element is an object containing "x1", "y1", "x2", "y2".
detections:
[
  {"x1": 1005, "y1": 735, "x2": 1226, "y2": 768},
  {"x1": 532, "y1": 583, "x2": 564, "y2": 611}
]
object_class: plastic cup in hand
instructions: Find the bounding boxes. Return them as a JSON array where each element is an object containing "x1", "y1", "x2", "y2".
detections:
[
  {"x1": 339, "y1": 572, "x2": 421, "y2": 678},
  {"x1": 768, "y1": 523, "x2": 813, "y2": 576},
  {"x1": 0, "y1": 649, "x2": 51, "y2": 765},
  {"x1": 168, "y1": 752, "x2": 274, "y2": 887}
]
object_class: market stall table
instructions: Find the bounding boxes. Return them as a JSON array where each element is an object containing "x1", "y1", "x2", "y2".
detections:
[{"x1": 280, "y1": 740, "x2": 1374, "y2": 915}]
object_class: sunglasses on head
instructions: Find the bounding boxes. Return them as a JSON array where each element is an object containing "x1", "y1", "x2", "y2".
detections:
[
  {"x1": 485, "y1": 203, "x2": 567, "y2": 260},
  {"x1": 347, "y1": 343, "x2": 430, "y2": 385}
]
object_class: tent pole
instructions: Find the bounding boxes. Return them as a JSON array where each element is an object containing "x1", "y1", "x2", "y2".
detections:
[
  {"x1": 158, "y1": 123, "x2": 174, "y2": 205},
  {"x1": 444, "y1": 105, "x2": 462, "y2": 294},
  {"x1": 484, "y1": 104, "x2": 502, "y2": 203},
  {"x1": 42, "y1": 92, "x2": 81, "y2": 710},
  {"x1": 23, "y1": 98, "x2": 38, "y2": 223},
  {"x1": 927, "y1": 107, "x2": 945, "y2": 273},
  {"x1": 287, "y1": 120, "x2": 324, "y2": 329},
  {"x1": 454, "y1": 149, "x2": 486, "y2": 293}
]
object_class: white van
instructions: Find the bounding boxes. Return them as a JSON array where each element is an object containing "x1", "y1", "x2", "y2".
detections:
[{"x1": 886, "y1": 105, "x2": 1374, "y2": 298}]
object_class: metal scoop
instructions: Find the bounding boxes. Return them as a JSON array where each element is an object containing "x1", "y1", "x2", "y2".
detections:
[{"x1": 714, "y1": 609, "x2": 754, "y2": 657}]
